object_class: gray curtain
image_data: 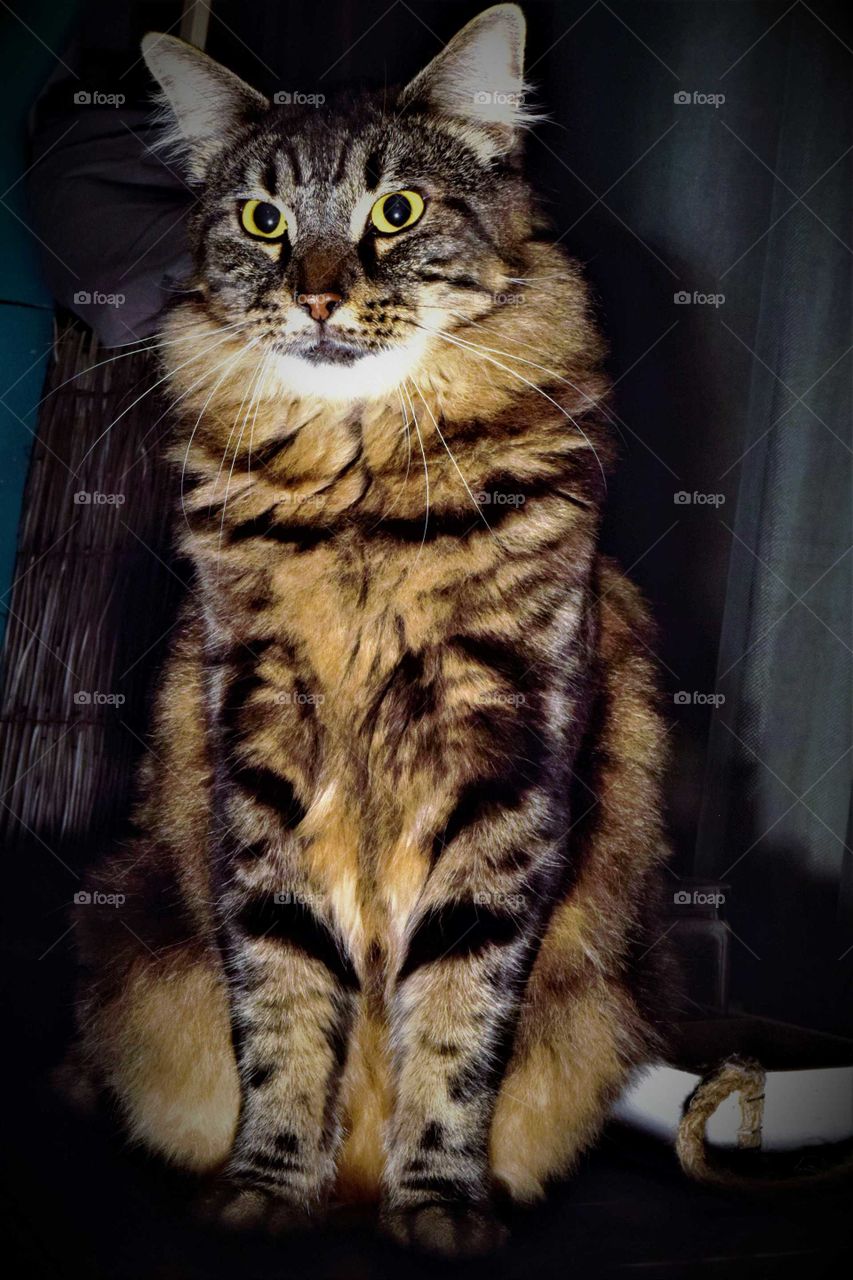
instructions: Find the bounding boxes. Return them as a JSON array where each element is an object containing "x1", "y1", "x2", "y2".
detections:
[
  {"x1": 532, "y1": 0, "x2": 853, "y2": 1033},
  {"x1": 694, "y1": 3, "x2": 852, "y2": 1032}
]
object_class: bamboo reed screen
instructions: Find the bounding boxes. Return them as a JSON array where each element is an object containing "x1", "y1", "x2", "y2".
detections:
[{"x1": 0, "y1": 322, "x2": 184, "y2": 870}]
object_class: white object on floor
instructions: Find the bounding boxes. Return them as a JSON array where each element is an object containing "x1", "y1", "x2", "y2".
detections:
[{"x1": 614, "y1": 1062, "x2": 853, "y2": 1150}]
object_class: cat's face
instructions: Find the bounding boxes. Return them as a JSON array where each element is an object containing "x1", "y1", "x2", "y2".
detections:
[{"x1": 143, "y1": 4, "x2": 538, "y2": 400}]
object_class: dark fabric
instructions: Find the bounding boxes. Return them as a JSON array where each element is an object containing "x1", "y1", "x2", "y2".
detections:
[{"x1": 28, "y1": 53, "x2": 191, "y2": 345}]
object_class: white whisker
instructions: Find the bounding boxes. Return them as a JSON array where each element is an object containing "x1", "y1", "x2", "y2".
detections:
[
  {"x1": 365, "y1": 387, "x2": 414, "y2": 532},
  {"x1": 37, "y1": 319, "x2": 248, "y2": 412},
  {"x1": 440, "y1": 306, "x2": 627, "y2": 444},
  {"x1": 408, "y1": 378, "x2": 495, "y2": 539},
  {"x1": 413, "y1": 319, "x2": 608, "y2": 491},
  {"x1": 218, "y1": 346, "x2": 269, "y2": 561},
  {"x1": 401, "y1": 382, "x2": 430, "y2": 561},
  {"x1": 178, "y1": 345, "x2": 254, "y2": 528},
  {"x1": 73, "y1": 326, "x2": 245, "y2": 474},
  {"x1": 209, "y1": 340, "x2": 263, "y2": 510},
  {"x1": 125, "y1": 336, "x2": 253, "y2": 468},
  {"x1": 246, "y1": 348, "x2": 273, "y2": 478}
]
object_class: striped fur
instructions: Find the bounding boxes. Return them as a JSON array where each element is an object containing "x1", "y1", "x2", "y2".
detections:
[{"x1": 71, "y1": 6, "x2": 672, "y2": 1256}]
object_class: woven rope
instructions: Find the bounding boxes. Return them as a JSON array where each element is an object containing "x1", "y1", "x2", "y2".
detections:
[
  {"x1": 676, "y1": 1056, "x2": 765, "y2": 1182},
  {"x1": 677, "y1": 1055, "x2": 853, "y2": 1189}
]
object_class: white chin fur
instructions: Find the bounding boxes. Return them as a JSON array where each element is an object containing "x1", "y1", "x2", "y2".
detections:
[{"x1": 268, "y1": 335, "x2": 429, "y2": 403}]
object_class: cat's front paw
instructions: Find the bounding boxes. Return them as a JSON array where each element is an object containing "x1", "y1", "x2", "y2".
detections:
[
  {"x1": 195, "y1": 1180, "x2": 317, "y2": 1236},
  {"x1": 381, "y1": 1202, "x2": 508, "y2": 1257}
]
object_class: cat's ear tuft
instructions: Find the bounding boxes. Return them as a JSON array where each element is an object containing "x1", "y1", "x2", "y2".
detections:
[
  {"x1": 141, "y1": 33, "x2": 268, "y2": 180},
  {"x1": 401, "y1": 4, "x2": 540, "y2": 156}
]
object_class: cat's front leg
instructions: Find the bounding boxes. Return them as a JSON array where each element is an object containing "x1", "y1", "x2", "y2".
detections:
[
  {"x1": 206, "y1": 874, "x2": 359, "y2": 1231},
  {"x1": 199, "y1": 633, "x2": 358, "y2": 1229},
  {"x1": 381, "y1": 781, "x2": 565, "y2": 1256}
]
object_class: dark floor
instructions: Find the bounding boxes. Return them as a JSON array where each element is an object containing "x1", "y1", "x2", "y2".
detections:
[
  {"x1": 1, "y1": 868, "x2": 851, "y2": 1278},
  {"x1": 2, "y1": 877, "x2": 851, "y2": 1278},
  {"x1": 3, "y1": 1076, "x2": 851, "y2": 1280}
]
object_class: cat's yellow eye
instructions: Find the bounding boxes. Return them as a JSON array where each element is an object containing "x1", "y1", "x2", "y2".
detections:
[
  {"x1": 240, "y1": 199, "x2": 287, "y2": 241},
  {"x1": 370, "y1": 190, "x2": 425, "y2": 235}
]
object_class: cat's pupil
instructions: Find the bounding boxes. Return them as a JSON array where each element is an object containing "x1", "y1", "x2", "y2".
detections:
[
  {"x1": 383, "y1": 194, "x2": 411, "y2": 227},
  {"x1": 254, "y1": 202, "x2": 280, "y2": 233}
]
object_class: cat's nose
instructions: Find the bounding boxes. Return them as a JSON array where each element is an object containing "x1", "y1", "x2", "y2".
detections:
[{"x1": 298, "y1": 292, "x2": 342, "y2": 323}]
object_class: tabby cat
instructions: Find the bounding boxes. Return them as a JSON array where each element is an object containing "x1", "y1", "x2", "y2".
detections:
[{"x1": 71, "y1": 4, "x2": 671, "y2": 1256}]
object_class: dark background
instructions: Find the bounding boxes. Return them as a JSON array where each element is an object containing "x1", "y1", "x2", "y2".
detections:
[
  {"x1": 0, "y1": 2, "x2": 851, "y2": 1276},
  {"x1": 15, "y1": 0, "x2": 851, "y2": 1032}
]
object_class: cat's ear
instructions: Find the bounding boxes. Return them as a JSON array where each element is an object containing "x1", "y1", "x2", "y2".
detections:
[
  {"x1": 141, "y1": 33, "x2": 268, "y2": 180},
  {"x1": 400, "y1": 4, "x2": 538, "y2": 154}
]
